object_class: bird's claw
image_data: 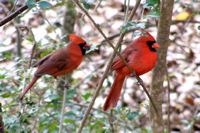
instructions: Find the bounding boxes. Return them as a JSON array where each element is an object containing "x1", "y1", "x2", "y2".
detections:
[
  {"x1": 64, "y1": 83, "x2": 70, "y2": 89},
  {"x1": 130, "y1": 72, "x2": 136, "y2": 77}
]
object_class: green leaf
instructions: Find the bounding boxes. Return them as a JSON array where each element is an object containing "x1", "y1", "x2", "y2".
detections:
[
  {"x1": 64, "y1": 118, "x2": 76, "y2": 124},
  {"x1": 26, "y1": 35, "x2": 34, "y2": 42},
  {"x1": 2, "y1": 52, "x2": 12, "y2": 60},
  {"x1": 145, "y1": 7, "x2": 160, "y2": 19},
  {"x1": 1, "y1": 92, "x2": 12, "y2": 98},
  {"x1": 0, "y1": 74, "x2": 6, "y2": 79},
  {"x1": 121, "y1": 21, "x2": 146, "y2": 33},
  {"x1": 82, "y1": 92, "x2": 92, "y2": 101},
  {"x1": 66, "y1": 89, "x2": 76, "y2": 99},
  {"x1": 198, "y1": 25, "x2": 200, "y2": 30},
  {"x1": 81, "y1": 0, "x2": 94, "y2": 9},
  {"x1": 48, "y1": 121, "x2": 58, "y2": 132},
  {"x1": 141, "y1": 127, "x2": 153, "y2": 133},
  {"x1": 144, "y1": 0, "x2": 159, "y2": 8},
  {"x1": 127, "y1": 111, "x2": 140, "y2": 120},
  {"x1": 38, "y1": 1, "x2": 52, "y2": 9},
  {"x1": 26, "y1": 0, "x2": 36, "y2": 9},
  {"x1": 65, "y1": 111, "x2": 76, "y2": 118},
  {"x1": 89, "y1": 120, "x2": 105, "y2": 133},
  {"x1": 86, "y1": 44, "x2": 98, "y2": 54}
]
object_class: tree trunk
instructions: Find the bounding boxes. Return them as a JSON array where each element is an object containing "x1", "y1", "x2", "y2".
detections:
[
  {"x1": 62, "y1": 1, "x2": 76, "y2": 37},
  {"x1": 150, "y1": 0, "x2": 174, "y2": 132}
]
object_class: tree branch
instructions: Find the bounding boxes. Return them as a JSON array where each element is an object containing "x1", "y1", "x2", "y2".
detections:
[
  {"x1": 150, "y1": 0, "x2": 174, "y2": 132},
  {"x1": 0, "y1": 5, "x2": 28, "y2": 26},
  {"x1": 58, "y1": 80, "x2": 68, "y2": 133}
]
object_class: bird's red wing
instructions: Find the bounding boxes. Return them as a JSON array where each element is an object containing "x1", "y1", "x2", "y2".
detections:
[
  {"x1": 34, "y1": 48, "x2": 70, "y2": 77},
  {"x1": 32, "y1": 53, "x2": 52, "y2": 67},
  {"x1": 111, "y1": 47, "x2": 135, "y2": 70}
]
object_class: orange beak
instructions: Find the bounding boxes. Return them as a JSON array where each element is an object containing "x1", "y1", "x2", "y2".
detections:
[{"x1": 152, "y1": 43, "x2": 160, "y2": 49}]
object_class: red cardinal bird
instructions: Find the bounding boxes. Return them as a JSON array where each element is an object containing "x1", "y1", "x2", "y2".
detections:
[
  {"x1": 19, "y1": 34, "x2": 90, "y2": 100},
  {"x1": 103, "y1": 31, "x2": 160, "y2": 111}
]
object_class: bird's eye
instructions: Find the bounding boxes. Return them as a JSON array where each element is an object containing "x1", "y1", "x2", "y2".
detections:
[
  {"x1": 146, "y1": 41, "x2": 156, "y2": 46},
  {"x1": 146, "y1": 41, "x2": 158, "y2": 52}
]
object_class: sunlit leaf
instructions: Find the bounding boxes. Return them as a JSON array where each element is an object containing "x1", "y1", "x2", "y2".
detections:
[
  {"x1": 64, "y1": 118, "x2": 76, "y2": 124},
  {"x1": 198, "y1": 25, "x2": 200, "y2": 30},
  {"x1": 82, "y1": 92, "x2": 92, "y2": 101},
  {"x1": 144, "y1": 0, "x2": 159, "y2": 8},
  {"x1": 38, "y1": 1, "x2": 52, "y2": 9},
  {"x1": 127, "y1": 111, "x2": 140, "y2": 120},
  {"x1": 121, "y1": 21, "x2": 146, "y2": 33},
  {"x1": 2, "y1": 52, "x2": 12, "y2": 60},
  {"x1": 66, "y1": 89, "x2": 76, "y2": 99},
  {"x1": 65, "y1": 111, "x2": 77, "y2": 118},
  {"x1": 1, "y1": 92, "x2": 12, "y2": 98},
  {"x1": 145, "y1": 8, "x2": 160, "y2": 19},
  {"x1": 86, "y1": 44, "x2": 98, "y2": 54},
  {"x1": 0, "y1": 74, "x2": 6, "y2": 79},
  {"x1": 89, "y1": 120, "x2": 105, "y2": 132},
  {"x1": 26, "y1": 0, "x2": 36, "y2": 9},
  {"x1": 81, "y1": 0, "x2": 95, "y2": 9}
]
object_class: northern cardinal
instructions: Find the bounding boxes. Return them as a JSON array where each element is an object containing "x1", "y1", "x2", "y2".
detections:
[
  {"x1": 103, "y1": 31, "x2": 160, "y2": 111},
  {"x1": 19, "y1": 34, "x2": 90, "y2": 100}
]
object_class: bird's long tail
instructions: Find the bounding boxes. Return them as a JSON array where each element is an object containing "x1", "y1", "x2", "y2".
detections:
[
  {"x1": 19, "y1": 76, "x2": 39, "y2": 100},
  {"x1": 103, "y1": 73, "x2": 126, "y2": 111}
]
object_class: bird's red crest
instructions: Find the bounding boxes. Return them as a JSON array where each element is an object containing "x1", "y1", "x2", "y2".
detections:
[{"x1": 69, "y1": 34, "x2": 85, "y2": 44}]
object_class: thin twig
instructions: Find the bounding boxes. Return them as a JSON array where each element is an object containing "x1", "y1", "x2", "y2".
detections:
[
  {"x1": 1, "y1": 1, "x2": 22, "y2": 58},
  {"x1": 72, "y1": 64, "x2": 102, "y2": 89},
  {"x1": 0, "y1": 0, "x2": 40, "y2": 26},
  {"x1": 165, "y1": 63, "x2": 171, "y2": 132},
  {"x1": 80, "y1": 0, "x2": 102, "y2": 19},
  {"x1": 16, "y1": 25, "x2": 37, "y2": 68},
  {"x1": 8, "y1": 0, "x2": 19, "y2": 15},
  {"x1": 108, "y1": 110, "x2": 115, "y2": 133},
  {"x1": 124, "y1": 0, "x2": 130, "y2": 23},
  {"x1": 28, "y1": 28, "x2": 37, "y2": 68},
  {"x1": 0, "y1": 2, "x2": 9, "y2": 13},
  {"x1": 0, "y1": 5, "x2": 28, "y2": 26},
  {"x1": 41, "y1": 12, "x2": 61, "y2": 41},
  {"x1": 94, "y1": 0, "x2": 102, "y2": 12},
  {"x1": 16, "y1": 25, "x2": 22, "y2": 58},
  {"x1": 72, "y1": 0, "x2": 143, "y2": 132},
  {"x1": 58, "y1": 81, "x2": 68, "y2": 133}
]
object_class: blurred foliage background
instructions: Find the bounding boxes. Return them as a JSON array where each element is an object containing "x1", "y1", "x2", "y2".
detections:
[{"x1": 0, "y1": 0, "x2": 200, "y2": 132}]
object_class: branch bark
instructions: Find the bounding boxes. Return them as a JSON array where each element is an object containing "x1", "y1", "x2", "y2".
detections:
[
  {"x1": 150, "y1": 0, "x2": 174, "y2": 132},
  {"x1": 58, "y1": 80, "x2": 68, "y2": 133},
  {"x1": 0, "y1": 5, "x2": 28, "y2": 26}
]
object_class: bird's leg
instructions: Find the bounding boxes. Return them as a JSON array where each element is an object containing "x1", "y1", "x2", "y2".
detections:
[
  {"x1": 64, "y1": 82, "x2": 70, "y2": 90},
  {"x1": 130, "y1": 72, "x2": 136, "y2": 77},
  {"x1": 130, "y1": 72, "x2": 142, "y2": 85},
  {"x1": 136, "y1": 76, "x2": 144, "y2": 86}
]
